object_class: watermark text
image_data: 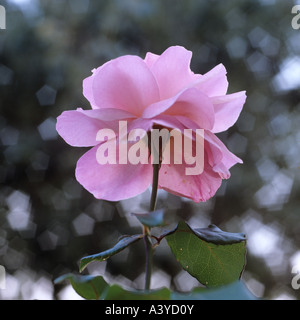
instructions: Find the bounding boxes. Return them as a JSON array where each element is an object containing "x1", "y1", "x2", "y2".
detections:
[
  {"x1": 0, "y1": 265, "x2": 5, "y2": 289},
  {"x1": 292, "y1": 5, "x2": 300, "y2": 30},
  {"x1": 0, "y1": 5, "x2": 5, "y2": 30},
  {"x1": 291, "y1": 265, "x2": 300, "y2": 290},
  {"x1": 96, "y1": 121, "x2": 205, "y2": 176}
]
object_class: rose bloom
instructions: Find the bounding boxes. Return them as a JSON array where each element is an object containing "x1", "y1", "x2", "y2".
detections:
[{"x1": 56, "y1": 46, "x2": 246, "y2": 202}]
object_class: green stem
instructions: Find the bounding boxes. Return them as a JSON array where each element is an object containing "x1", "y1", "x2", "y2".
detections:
[
  {"x1": 143, "y1": 163, "x2": 160, "y2": 291},
  {"x1": 150, "y1": 163, "x2": 160, "y2": 212},
  {"x1": 143, "y1": 228, "x2": 152, "y2": 291}
]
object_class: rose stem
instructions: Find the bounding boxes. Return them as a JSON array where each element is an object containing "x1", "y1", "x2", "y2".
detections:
[{"x1": 143, "y1": 163, "x2": 160, "y2": 291}]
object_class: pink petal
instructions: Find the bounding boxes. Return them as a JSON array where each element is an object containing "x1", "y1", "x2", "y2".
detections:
[
  {"x1": 56, "y1": 108, "x2": 136, "y2": 147},
  {"x1": 149, "y1": 114, "x2": 186, "y2": 132},
  {"x1": 149, "y1": 46, "x2": 198, "y2": 100},
  {"x1": 144, "y1": 52, "x2": 160, "y2": 68},
  {"x1": 211, "y1": 91, "x2": 247, "y2": 133},
  {"x1": 126, "y1": 117, "x2": 154, "y2": 133},
  {"x1": 75, "y1": 145, "x2": 152, "y2": 201},
  {"x1": 143, "y1": 87, "x2": 215, "y2": 130},
  {"x1": 164, "y1": 117, "x2": 242, "y2": 179},
  {"x1": 83, "y1": 62, "x2": 111, "y2": 108},
  {"x1": 120, "y1": 117, "x2": 154, "y2": 143},
  {"x1": 195, "y1": 64, "x2": 229, "y2": 97},
  {"x1": 83, "y1": 72, "x2": 97, "y2": 108},
  {"x1": 158, "y1": 157, "x2": 222, "y2": 203},
  {"x1": 86, "y1": 56, "x2": 160, "y2": 116},
  {"x1": 155, "y1": 126, "x2": 241, "y2": 202},
  {"x1": 204, "y1": 131, "x2": 242, "y2": 179}
]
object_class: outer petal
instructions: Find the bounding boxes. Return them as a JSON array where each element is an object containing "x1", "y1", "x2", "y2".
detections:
[
  {"x1": 88, "y1": 56, "x2": 160, "y2": 116},
  {"x1": 173, "y1": 116, "x2": 243, "y2": 176},
  {"x1": 194, "y1": 64, "x2": 229, "y2": 97},
  {"x1": 56, "y1": 108, "x2": 136, "y2": 147},
  {"x1": 205, "y1": 131, "x2": 243, "y2": 179},
  {"x1": 75, "y1": 145, "x2": 152, "y2": 201},
  {"x1": 144, "y1": 52, "x2": 160, "y2": 68},
  {"x1": 149, "y1": 46, "x2": 198, "y2": 100},
  {"x1": 156, "y1": 127, "x2": 241, "y2": 202},
  {"x1": 211, "y1": 91, "x2": 247, "y2": 133},
  {"x1": 158, "y1": 157, "x2": 222, "y2": 203},
  {"x1": 83, "y1": 62, "x2": 110, "y2": 109},
  {"x1": 143, "y1": 87, "x2": 215, "y2": 130},
  {"x1": 83, "y1": 71, "x2": 97, "y2": 108}
]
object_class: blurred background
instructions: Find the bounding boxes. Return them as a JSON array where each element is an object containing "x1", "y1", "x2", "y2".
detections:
[{"x1": 0, "y1": 0, "x2": 300, "y2": 300}]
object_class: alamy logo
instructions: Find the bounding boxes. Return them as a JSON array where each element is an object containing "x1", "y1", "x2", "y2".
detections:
[
  {"x1": 95, "y1": 121, "x2": 205, "y2": 176},
  {"x1": 0, "y1": 5, "x2": 5, "y2": 30},
  {"x1": 0, "y1": 265, "x2": 5, "y2": 289},
  {"x1": 291, "y1": 265, "x2": 300, "y2": 290},
  {"x1": 292, "y1": 5, "x2": 300, "y2": 30}
]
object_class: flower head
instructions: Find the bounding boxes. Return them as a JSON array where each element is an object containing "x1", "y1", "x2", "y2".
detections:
[{"x1": 56, "y1": 46, "x2": 246, "y2": 202}]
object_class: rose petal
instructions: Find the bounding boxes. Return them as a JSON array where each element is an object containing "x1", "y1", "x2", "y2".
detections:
[
  {"x1": 195, "y1": 64, "x2": 229, "y2": 97},
  {"x1": 150, "y1": 114, "x2": 186, "y2": 132},
  {"x1": 149, "y1": 46, "x2": 198, "y2": 100},
  {"x1": 211, "y1": 91, "x2": 247, "y2": 133},
  {"x1": 87, "y1": 55, "x2": 160, "y2": 116},
  {"x1": 158, "y1": 157, "x2": 222, "y2": 203},
  {"x1": 75, "y1": 145, "x2": 152, "y2": 201},
  {"x1": 56, "y1": 108, "x2": 136, "y2": 147},
  {"x1": 83, "y1": 71, "x2": 97, "y2": 108},
  {"x1": 143, "y1": 87, "x2": 215, "y2": 130},
  {"x1": 155, "y1": 126, "x2": 241, "y2": 201},
  {"x1": 148, "y1": 114, "x2": 236, "y2": 179},
  {"x1": 83, "y1": 63, "x2": 112, "y2": 109},
  {"x1": 205, "y1": 131, "x2": 243, "y2": 179},
  {"x1": 144, "y1": 52, "x2": 160, "y2": 68}
]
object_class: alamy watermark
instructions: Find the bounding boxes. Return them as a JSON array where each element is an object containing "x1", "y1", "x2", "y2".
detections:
[
  {"x1": 0, "y1": 265, "x2": 5, "y2": 289},
  {"x1": 0, "y1": 5, "x2": 5, "y2": 30},
  {"x1": 291, "y1": 265, "x2": 300, "y2": 290},
  {"x1": 95, "y1": 121, "x2": 205, "y2": 176},
  {"x1": 292, "y1": 5, "x2": 300, "y2": 30}
]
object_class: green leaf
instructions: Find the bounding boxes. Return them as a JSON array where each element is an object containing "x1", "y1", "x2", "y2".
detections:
[
  {"x1": 172, "y1": 280, "x2": 257, "y2": 300},
  {"x1": 54, "y1": 273, "x2": 170, "y2": 300},
  {"x1": 166, "y1": 221, "x2": 247, "y2": 287},
  {"x1": 55, "y1": 274, "x2": 256, "y2": 300},
  {"x1": 80, "y1": 234, "x2": 143, "y2": 272},
  {"x1": 191, "y1": 224, "x2": 246, "y2": 244},
  {"x1": 54, "y1": 273, "x2": 107, "y2": 300},
  {"x1": 105, "y1": 284, "x2": 170, "y2": 300},
  {"x1": 132, "y1": 209, "x2": 165, "y2": 228}
]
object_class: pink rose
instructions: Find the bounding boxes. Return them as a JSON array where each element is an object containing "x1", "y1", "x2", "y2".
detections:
[{"x1": 56, "y1": 46, "x2": 246, "y2": 202}]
